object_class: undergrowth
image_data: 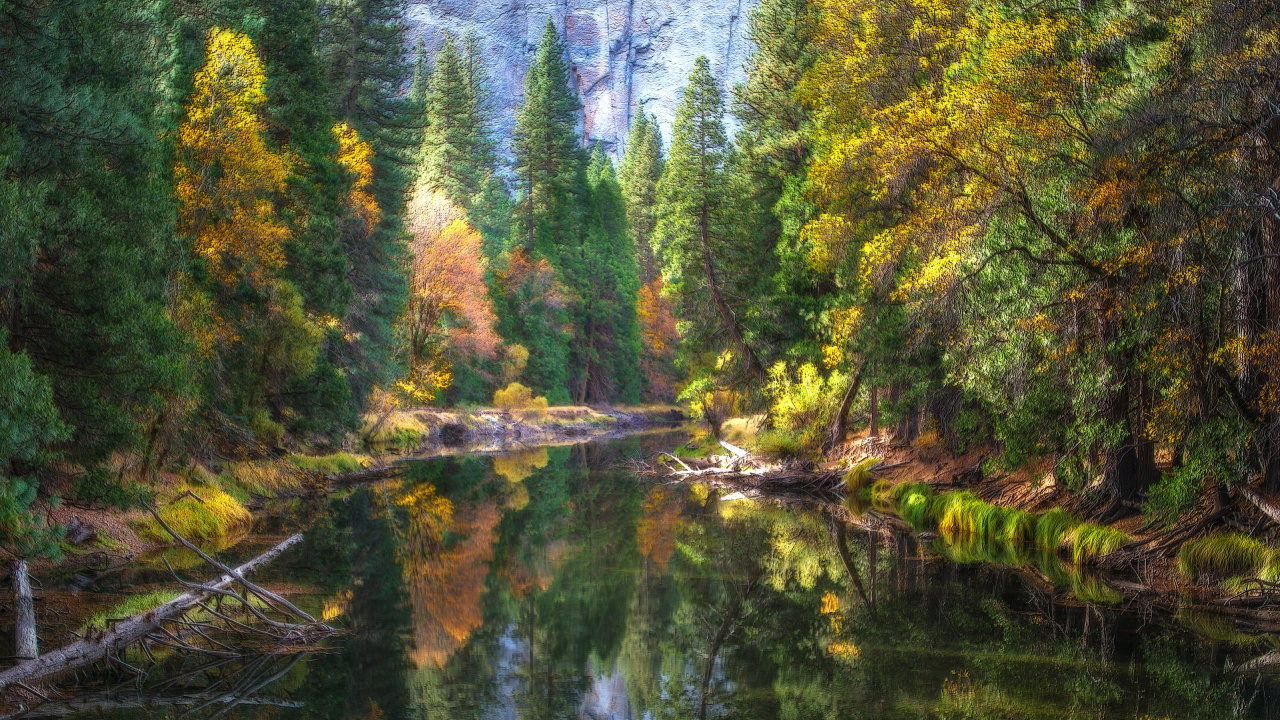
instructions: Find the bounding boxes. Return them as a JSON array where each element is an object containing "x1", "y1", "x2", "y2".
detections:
[{"x1": 290, "y1": 452, "x2": 369, "y2": 475}]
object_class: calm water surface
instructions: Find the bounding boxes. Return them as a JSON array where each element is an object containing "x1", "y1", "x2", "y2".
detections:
[{"x1": 38, "y1": 432, "x2": 1280, "y2": 718}]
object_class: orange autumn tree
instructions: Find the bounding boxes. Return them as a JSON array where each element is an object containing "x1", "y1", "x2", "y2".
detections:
[
  {"x1": 401, "y1": 189, "x2": 500, "y2": 403},
  {"x1": 636, "y1": 278, "x2": 680, "y2": 402}
]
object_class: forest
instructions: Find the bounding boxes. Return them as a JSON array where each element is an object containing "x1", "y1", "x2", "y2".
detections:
[{"x1": 2, "y1": 0, "x2": 1280, "y2": 568}]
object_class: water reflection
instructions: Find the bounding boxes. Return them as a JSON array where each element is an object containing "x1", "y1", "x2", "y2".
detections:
[{"x1": 33, "y1": 432, "x2": 1280, "y2": 718}]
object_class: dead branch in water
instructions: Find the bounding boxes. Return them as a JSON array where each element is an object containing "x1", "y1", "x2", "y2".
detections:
[{"x1": 0, "y1": 513, "x2": 335, "y2": 705}]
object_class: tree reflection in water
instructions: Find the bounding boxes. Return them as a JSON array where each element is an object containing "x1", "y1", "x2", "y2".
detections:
[{"x1": 30, "y1": 433, "x2": 1280, "y2": 718}]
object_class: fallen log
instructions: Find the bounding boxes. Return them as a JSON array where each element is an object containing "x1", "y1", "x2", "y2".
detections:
[
  {"x1": 0, "y1": 535, "x2": 305, "y2": 691},
  {"x1": 323, "y1": 464, "x2": 407, "y2": 488},
  {"x1": 1239, "y1": 486, "x2": 1280, "y2": 527}
]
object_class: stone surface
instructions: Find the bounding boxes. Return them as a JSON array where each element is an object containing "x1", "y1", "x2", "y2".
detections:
[{"x1": 407, "y1": 0, "x2": 756, "y2": 161}]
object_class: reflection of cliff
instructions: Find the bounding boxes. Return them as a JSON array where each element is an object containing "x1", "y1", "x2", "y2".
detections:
[
  {"x1": 407, "y1": 0, "x2": 757, "y2": 159},
  {"x1": 404, "y1": 499, "x2": 502, "y2": 668}
]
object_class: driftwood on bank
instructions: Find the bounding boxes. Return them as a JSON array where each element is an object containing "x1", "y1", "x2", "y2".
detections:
[
  {"x1": 323, "y1": 463, "x2": 407, "y2": 489},
  {"x1": 644, "y1": 448, "x2": 849, "y2": 505}
]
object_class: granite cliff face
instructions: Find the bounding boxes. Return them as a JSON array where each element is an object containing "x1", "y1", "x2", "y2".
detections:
[{"x1": 407, "y1": 0, "x2": 756, "y2": 160}]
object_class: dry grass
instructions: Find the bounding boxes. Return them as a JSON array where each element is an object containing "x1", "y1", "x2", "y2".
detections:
[{"x1": 362, "y1": 410, "x2": 430, "y2": 449}]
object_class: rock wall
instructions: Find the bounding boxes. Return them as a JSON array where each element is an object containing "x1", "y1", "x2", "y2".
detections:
[{"x1": 406, "y1": 0, "x2": 756, "y2": 161}]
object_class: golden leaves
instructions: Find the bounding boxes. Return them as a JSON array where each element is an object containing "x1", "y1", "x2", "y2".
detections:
[{"x1": 175, "y1": 28, "x2": 290, "y2": 291}]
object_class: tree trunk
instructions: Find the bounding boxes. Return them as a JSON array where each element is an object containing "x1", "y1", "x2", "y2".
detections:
[
  {"x1": 11, "y1": 560, "x2": 35, "y2": 660},
  {"x1": 868, "y1": 385, "x2": 879, "y2": 437},
  {"x1": 824, "y1": 361, "x2": 867, "y2": 452}
]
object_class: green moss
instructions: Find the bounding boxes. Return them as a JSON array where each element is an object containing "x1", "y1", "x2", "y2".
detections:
[{"x1": 1178, "y1": 532, "x2": 1272, "y2": 580}]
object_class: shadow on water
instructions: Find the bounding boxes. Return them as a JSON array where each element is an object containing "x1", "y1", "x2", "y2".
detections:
[{"x1": 23, "y1": 429, "x2": 1280, "y2": 718}]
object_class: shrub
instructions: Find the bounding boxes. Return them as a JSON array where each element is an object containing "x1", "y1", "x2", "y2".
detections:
[
  {"x1": 493, "y1": 382, "x2": 549, "y2": 419},
  {"x1": 755, "y1": 429, "x2": 807, "y2": 460},
  {"x1": 246, "y1": 407, "x2": 284, "y2": 447}
]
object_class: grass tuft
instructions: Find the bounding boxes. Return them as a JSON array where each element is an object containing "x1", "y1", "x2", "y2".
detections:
[
  {"x1": 1033, "y1": 508, "x2": 1079, "y2": 551},
  {"x1": 1177, "y1": 532, "x2": 1273, "y2": 581},
  {"x1": 134, "y1": 485, "x2": 251, "y2": 543},
  {"x1": 83, "y1": 590, "x2": 181, "y2": 632},
  {"x1": 842, "y1": 457, "x2": 883, "y2": 493},
  {"x1": 1069, "y1": 524, "x2": 1131, "y2": 564},
  {"x1": 886, "y1": 482, "x2": 935, "y2": 528},
  {"x1": 289, "y1": 452, "x2": 369, "y2": 475}
]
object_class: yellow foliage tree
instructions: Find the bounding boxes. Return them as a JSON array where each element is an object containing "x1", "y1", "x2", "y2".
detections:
[
  {"x1": 333, "y1": 121, "x2": 380, "y2": 229},
  {"x1": 176, "y1": 28, "x2": 291, "y2": 295}
]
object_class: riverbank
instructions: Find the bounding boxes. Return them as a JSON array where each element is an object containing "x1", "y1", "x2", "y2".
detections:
[
  {"x1": 687, "y1": 420, "x2": 1280, "y2": 623},
  {"x1": 34, "y1": 405, "x2": 686, "y2": 567}
]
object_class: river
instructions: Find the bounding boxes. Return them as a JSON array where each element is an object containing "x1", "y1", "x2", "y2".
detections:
[{"x1": 22, "y1": 431, "x2": 1279, "y2": 718}]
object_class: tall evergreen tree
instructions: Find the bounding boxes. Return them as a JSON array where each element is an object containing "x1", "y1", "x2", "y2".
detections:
[
  {"x1": 1, "y1": 0, "x2": 191, "y2": 539},
  {"x1": 419, "y1": 34, "x2": 485, "y2": 207},
  {"x1": 618, "y1": 111, "x2": 665, "y2": 285},
  {"x1": 575, "y1": 147, "x2": 642, "y2": 403},
  {"x1": 512, "y1": 20, "x2": 586, "y2": 256},
  {"x1": 319, "y1": 0, "x2": 416, "y2": 406},
  {"x1": 732, "y1": 0, "x2": 821, "y2": 362},
  {"x1": 655, "y1": 57, "x2": 768, "y2": 385}
]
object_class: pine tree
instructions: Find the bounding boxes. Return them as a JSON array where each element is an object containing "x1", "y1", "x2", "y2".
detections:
[
  {"x1": 576, "y1": 146, "x2": 642, "y2": 403},
  {"x1": 655, "y1": 57, "x2": 767, "y2": 385},
  {"x1": 318, "y1": 0, "x2": 416, "y2": 407},
  {"x1": 732, "y1": 0, "x2": 820, "y2": 362},
  {"x1": 512, "y1": 20, "x2": 586, "y2": 256},
  {"x1": 618, "y1": 111, "x2": 665, "y2": 284},
  {"x1": 419, "y1": 33, "x2": 484, "y2": 207},
  {"x1": 0, "y1": 0, "x2": 192, "y2": 534}
]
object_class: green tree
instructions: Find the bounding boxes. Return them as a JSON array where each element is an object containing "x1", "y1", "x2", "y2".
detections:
[
  {"x1": 655, "y1": 57, "x2": 768, "y2": 385},
  {"x1": 319, "y1": 0, "x2": 415, "y2": 407},
  {"x1": 1, "y1": 0, "x2": 193, "y2": 514},
  {"x1": 618, "y1": 111, "x2": 665, "y2": 284},
  {"x1": 512, "y1": 20, "x2": 586, "y2": 257},
  {"x1": 418, "y1": 34, "x2": 485, "y2": 207}
]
